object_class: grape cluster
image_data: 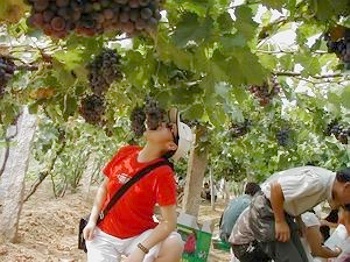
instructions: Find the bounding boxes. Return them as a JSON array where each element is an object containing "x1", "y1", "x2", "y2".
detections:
[
  {"x1": 326, "y1": 120, "x2": 350, "y2": 144},
  {"x1": 144, "y1": 97, "x2": 165, "y2": 130},
  {"x1": 130, "y1": 106, "x2": 146, "y2": 137},
  {"x1": 0, "y1": 56, "x2": 16, "y2": 98},
  {"x1": 129, "y1": 97, "x2": 165, "y2": 137},
  {"x1": 229, "y1": 119, "x2": 251, "y2": 138},
  {"x1": 248, "y1": 76, "x2": 281, "y2": 106},
  {"x1": 324, "y1": 27, "x2": 350, "y2": 70},
  {"x1": 87, "y1": 48, "x2": 122, "y2": 96},
  {"x1": 276, "y1": 128, "x2": 290, "y2": 147},
  {"x1": 26, "y1": 0, "x2": 163, "y2": 38},
  {"x1": 79, "y1": 94, "x2": 106, "y2": 125}
]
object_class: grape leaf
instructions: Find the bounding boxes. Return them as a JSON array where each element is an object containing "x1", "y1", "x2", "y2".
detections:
[
  {"x1": 261, "y1": 0, "x2": 285, "y2": 10},
  {"x1": 341, "y1": 86, "x2": 350, "y2": 109},
  {"x1": 172, "y1": 12, "x2": 213, "y2": 48},
  {"x1": 234, "y1": 6, "x2": 258, "y2": 41}
]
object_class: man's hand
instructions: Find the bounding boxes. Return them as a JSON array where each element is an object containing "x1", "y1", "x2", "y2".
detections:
[
  {"x1": 334, "y1": 247, "x2": 342, "y2": 257},
  {"x1": 275, "y1": 220, "x2": 290, "y2": 242},
  {"x1": 83, "y1": 221, "x2": 96, "y2": 241},
  {"x1": 124, "y1": 247, "x2": 146, "y2": 262}
]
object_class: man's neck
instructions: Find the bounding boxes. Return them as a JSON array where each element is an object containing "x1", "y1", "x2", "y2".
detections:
[{"x1": 137, "y1": 145, "x2": 163, "y2": 163}]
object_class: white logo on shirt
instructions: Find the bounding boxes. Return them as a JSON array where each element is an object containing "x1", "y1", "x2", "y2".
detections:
[{"x1": 117, "y1": 173, "x2": 131, "y2": 184}]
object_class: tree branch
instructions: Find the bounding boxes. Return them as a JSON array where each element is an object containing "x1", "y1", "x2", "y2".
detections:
[
  {"x1": 256, "y1": 49, "x2": 327, "y2": 55},
  {"x1": 23, "y1": 134, "x2": 66, "y2": 202},
  {"x1": 274, "y1": 71, "x2": 344, "y2": 79},
  {"x1": 0, "y1": 113, "x2": 21, "y2": 177}
]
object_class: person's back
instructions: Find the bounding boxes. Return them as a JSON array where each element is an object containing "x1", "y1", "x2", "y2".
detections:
[
  {"x1": 219, "y1": 182, "x2": 261, "y2": 242},
  {"x1": 219, "y1": 195, "x2": 251, "y2": 242}
]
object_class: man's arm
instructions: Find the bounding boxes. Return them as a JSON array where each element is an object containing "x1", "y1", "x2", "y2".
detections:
[
  {"x1": 83, "y1": 177, "x2": 108, "y2": 240},
  {"x1": 125, "y1": 205, "x2": 178, "y2": 262},
  {"x1": 139, "y1": 204, "x2": 177, "y2": 250},
  {"x1": 340, "y1": 210, "x2": 350, "y2": 234},
  {"x1": 305, "y1": 226, "x2": 341, "y2": 258},
  {"x1": 270, "y1": 182, "x2": 290, "y2": 242}
]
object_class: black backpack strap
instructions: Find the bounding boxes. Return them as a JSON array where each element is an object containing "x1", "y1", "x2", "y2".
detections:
[{"x1": 97, "y1": 159, "x2": 173, "y2": 223}]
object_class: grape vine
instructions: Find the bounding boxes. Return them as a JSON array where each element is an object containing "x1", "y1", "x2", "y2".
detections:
[
  {"x1": 130, "y1": 105, "x2": 146, "y2": 137},
  {"x1": 326, "y1": 119, "x2": 349, "y2": 144},
  {"x1": 248, "y1": 76, "x2": 281, "y2": 106},
  {"x1": 79, "y1": 94, "x2": 106, "y2": 125},
  {"x1": 276, "y1": 128, "x2": 291, "y2": 147},
  {"x1": 144, "y1": 97, "x2": 165, "y2": 130},
  {"x1": 87, "y1": 48, "x2": 122, "y2": 96},
  {"x1": 0, "y1": 56, "x2": 16, "y2": 98},
  {"x1": 129, "y1": 97, "x2": 166, "y2": 137},
  {"x1": 324, "y1": 26, "x2": 350, "y2": 70},
  {"x1": 26, "y1": 0, "x2": 164, "y2": 38},
  {"x1": 229, "y1": 119, "x2": 251, "y2": 138}
]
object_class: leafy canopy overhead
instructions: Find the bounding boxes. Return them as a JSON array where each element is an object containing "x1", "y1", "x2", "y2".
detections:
[{"x1": 0, "y1": 0, "x2": 350, "y2": 181}]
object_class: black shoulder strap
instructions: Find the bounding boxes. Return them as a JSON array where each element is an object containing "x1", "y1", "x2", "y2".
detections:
[{"x1": 98, "y1": 159, "x2": 173, "y2": 222}]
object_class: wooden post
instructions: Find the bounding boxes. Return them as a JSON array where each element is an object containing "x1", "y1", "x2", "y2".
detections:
[
  {"x1": 209, "y1": 168, "x2": 215, "y2": 211},
  {"x1": 182, "y1": 126, "x2": 208, "y2": 217},
  {"x1": 0, "y1": 109, "x2": 36, "y2": 243},
  {"x1": 81, "y1": 152, "x2": 98, "y2": 201}
]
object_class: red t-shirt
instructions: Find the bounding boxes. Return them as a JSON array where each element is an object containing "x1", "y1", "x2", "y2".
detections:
[{"x1": 98, "y1": 145, "x2": 177, "y2": 239}]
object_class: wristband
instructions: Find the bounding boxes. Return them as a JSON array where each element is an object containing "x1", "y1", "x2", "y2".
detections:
[{"x1": 137, "y1": 243, "x2": 149, "y2": 254}]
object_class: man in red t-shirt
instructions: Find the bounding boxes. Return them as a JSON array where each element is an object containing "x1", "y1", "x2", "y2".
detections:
[{"x1": 83, "y1": 107, "x2": 193, "y2": 262}]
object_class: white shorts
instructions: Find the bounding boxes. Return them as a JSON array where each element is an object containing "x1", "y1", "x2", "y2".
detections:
[{"x1": 86, "y1": 227, "x2": 183, "y2": 262}]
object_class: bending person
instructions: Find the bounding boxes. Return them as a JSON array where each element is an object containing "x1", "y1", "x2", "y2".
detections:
[
  {"x1": 230, "y1": 166, "x2": 350, "y2": 262},
  {"x1": 219, "y1": 182, "x2": 261, "y2": 242}
]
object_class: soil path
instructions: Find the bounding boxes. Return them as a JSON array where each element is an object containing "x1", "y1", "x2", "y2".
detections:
[{"x1": 0, "y1": 182, "x2": 231, "y2": 262}]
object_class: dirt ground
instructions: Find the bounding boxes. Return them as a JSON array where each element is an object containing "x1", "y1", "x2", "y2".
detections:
[{"x1": 0, "y1": 182, "x2": 231, "y2": 262}]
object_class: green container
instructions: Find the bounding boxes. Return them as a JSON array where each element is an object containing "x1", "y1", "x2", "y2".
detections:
[
  {"x1": 212, "y1": 238, "x2": 231, "y2": 252},
  {"x1": 177, "y1": 224, "x2": 212, "y2": 262}
]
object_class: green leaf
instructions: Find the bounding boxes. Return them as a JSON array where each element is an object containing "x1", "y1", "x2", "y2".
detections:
[
  {"x1": 296, "y1": 23, "x2": 322, "y2": 44},
  {"x1": 328, "y1": 92, "x2": 341, "y2": 106},
  {"x1": 202, "y1": 79, "x2": 217, "y2": 107},
  {"x1": 172, "y1": 12, "x2": 213, "y2": 48},
  {"x1": 259, "y1": 53, "x2": 278, "y2": 71},
  {"x1": 215, "y1": 82, "x2": 230, "y2": 98},
  {"x1": 279, "y1": 54, "x2": 294, "y2": 71},
  {"x1": 53, "y1": 50, "x2": 84, "y2": 71},
  {"x1": 51, "y1": 60, "x2": 77, "y2": 88},
  {"x1": 234, "y1": 6, "x2": 258, "y2": 41},
  {"x1": 157, "y1": 33, "x2": 193, "y2": 70},
  {"x1": 124, "y1": 51, "x2": 148, "y2": 88},
  {"x1": 287, "y1": 0, "x2": 297, "y2": 17},
  {"x1": 261, "y1": 0, "x2": 285, "y2": 10},
  {"x1": 63, "y1": 95, "x2": 77, "y2": 120},
  {"x1": 341, "y1": 86, "x2": 350, "y2": 109},
  {"x1": 232, "y1": 87, "x2": 249, "y2": 105},
  {"x1": 185, "y1": 103, "x2": 205, "y2": 119},
  {"x1": 226, "y1": 104, "x2": 244, "y2": 122},
  {"x1": 233, "y1": 49, "x2": 267, "y2": 84},
  {"x1": 173, "y1": 0, "x2": 210, "y2": 17},
  {"x1": 217, "y1": 12, "x2": 234, "y2": 33},
  {"x1": 312, "y1": 0, "x2": 349, "y2": 21},
  {"x1": 209, "y1": 50, "x2": 232, "y2": 82},
  {"x1": 208, "y1": 105, "x2": 226, "y2": 127},
  {"x1": 295, "y1": 54, "x2": 321, "y2": 77},
  {"x1": 219, "y1": 33, "x2": 247, "y2": 53}
]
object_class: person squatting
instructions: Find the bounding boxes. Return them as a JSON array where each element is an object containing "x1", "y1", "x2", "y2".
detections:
[
  {"x1": 83, "y1": 106, "x2": 193, "y2": 262},
  {"x1": 229, "y1": 166, "x2": 350, "y2": 262}
]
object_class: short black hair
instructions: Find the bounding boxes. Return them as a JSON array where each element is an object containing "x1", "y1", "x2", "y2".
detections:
[
  {"x1": 336, "y1": 167, "x2": 350, "y2": 183},
  {"x1": 244, "y1": 182, "x2": 261, "y2": 196}
]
